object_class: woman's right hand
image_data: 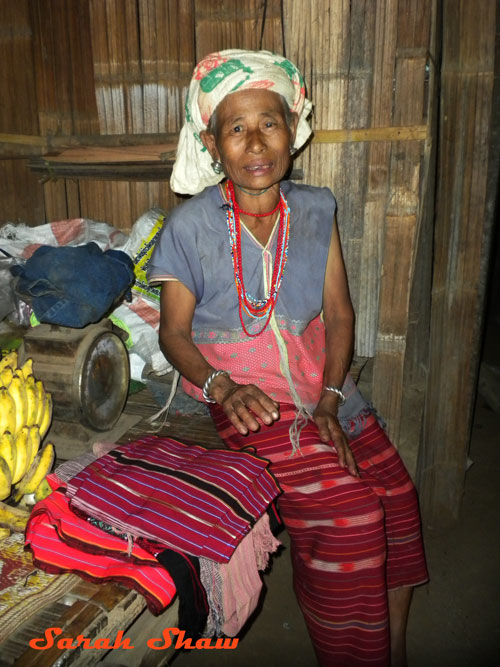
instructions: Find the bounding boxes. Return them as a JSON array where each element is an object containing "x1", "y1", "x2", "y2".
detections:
[{"x1": 209, "y1": 375, "x2": 280, "y2": 435}]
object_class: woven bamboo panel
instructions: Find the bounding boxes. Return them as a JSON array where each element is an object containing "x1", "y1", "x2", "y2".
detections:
[
  {"x1": 194, "y1": 0, "x2": 284, "y2": 58},
  {"x1": 29, "y1": 0, "x2": 100, "y2": 222},
  {"x1": 371, "y1": 0, "x2": 433, "y2": 443},
  {"x1": 0, "y1": 0, "x2": 44, "y2": 223},
  {"x1": 282, "y1": 0, "x2": 434, "y2": 449},
  {"x1": 69, "y1": 0, "x2": 195, "y2": 227}
]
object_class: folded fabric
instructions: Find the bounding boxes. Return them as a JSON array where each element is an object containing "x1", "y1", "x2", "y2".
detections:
[
  {"x1": 66, "y1": 436, "x2": 282, "y2": 562},
  {"x1": 10, "y1": 242, "x2": 135, "y2": 327},
  {"x1": 200, "y1": 512, "x2": 281, "y2": 637},
  {"x1": 156, "y1": 549, "x2": 208, "y2": 639},
  {"x1": 25, "y1": 489, "x2": 176, "y2": 615}
]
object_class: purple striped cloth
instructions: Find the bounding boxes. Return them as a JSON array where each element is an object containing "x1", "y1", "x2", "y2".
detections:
[{"x1": 66, "y1": 436, "x2": 281, "y2": 563}]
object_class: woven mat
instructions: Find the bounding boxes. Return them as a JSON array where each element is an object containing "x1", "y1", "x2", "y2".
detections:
[{"x1": 0, "y1": 533, "x2": 79, "y2": 644}]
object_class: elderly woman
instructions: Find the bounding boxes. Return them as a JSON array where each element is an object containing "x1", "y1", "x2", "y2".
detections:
[{"x1": 148, "y1": 50, "x2": 428, "y2": 667}]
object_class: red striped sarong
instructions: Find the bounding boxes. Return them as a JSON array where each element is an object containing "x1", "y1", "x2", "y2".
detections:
[{"x1": 211, "y1": 405, "x2": 428, "y2": 667}]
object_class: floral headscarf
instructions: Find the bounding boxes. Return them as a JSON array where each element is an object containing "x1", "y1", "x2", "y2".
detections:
[{"x1": 170, "y1": 49, "x2": 313, "y2": 195}]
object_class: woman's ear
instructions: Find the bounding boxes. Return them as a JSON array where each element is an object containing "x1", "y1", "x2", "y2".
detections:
[
  {"x1": 289, "y1": 112, "x2": 299, "y2": 147},
  {"x1": 200, "y1": 130, "x2": 218, "y2": 161}
]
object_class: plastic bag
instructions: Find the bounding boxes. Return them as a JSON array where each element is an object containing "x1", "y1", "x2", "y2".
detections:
[
  {"x1": 122, "y1": 207, "x2": 166, "y2": 304},
  {"x1": 0, "y1": 218, "x2": 128, "y2": 260}
]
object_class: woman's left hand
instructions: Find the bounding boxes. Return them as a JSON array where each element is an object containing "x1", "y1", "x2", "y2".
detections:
[{"x1": 313, "y1": 397, "x2": 359, "y2": 477}]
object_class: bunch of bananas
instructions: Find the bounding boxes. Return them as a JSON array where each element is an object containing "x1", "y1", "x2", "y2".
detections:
[{"x1": 0, "y1": 350, "x2": 55, "y2": 534}]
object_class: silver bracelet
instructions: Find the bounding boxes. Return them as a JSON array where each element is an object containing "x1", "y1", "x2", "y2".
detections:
[
  {"x1": 323, "y1": 385, "x2": 346, "y2": 405},
  {"x1": 202, "y1": 369, "x2": 230, "y2": 403}
]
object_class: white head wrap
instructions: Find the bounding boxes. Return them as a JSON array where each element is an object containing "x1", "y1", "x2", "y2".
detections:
[{"x1": 171, "y1": 49, "x2": 313, "y2": 195}]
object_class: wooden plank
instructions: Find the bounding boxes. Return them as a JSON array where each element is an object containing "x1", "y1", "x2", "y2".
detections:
[
  {"x1": 312, "y1": 125, "x2": 428, "y2": 143},
  {"x1": 34, "y1": 145, "x2": 178, "y2": 164},
  {"x1": 120, "y1": 385, "x2": 225, "y2": 449},
  {"x1": 0, "y1": 1, "x2": 43, "y2": 225},
  {"x1": 417, "y1": 0, "x2": 499, "y2": 527},
  {"x1": 0, "y1": 132, "x2": 181, "y2": 159},
  {"x1": 0, "y1": 126, "x2": 428, "y2": 161},
  {"x1": 13, "y1": 584, "x2": 138, "y2": 667},
  {"x1": 0, "y1": 159, "x2": 45, "y2": 224}
]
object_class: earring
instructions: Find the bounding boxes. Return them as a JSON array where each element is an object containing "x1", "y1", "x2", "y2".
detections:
[
  {"x1": 289, "y1": 146, "x2": 297, "y2": 155},
  {"x1": 211, "y1": 160, "x2": 224, "y2": 174}
]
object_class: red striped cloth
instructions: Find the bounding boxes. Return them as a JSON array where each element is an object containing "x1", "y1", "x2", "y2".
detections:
[
  {"x1": 66, "y1": 436, "x2": 281, "y2": 563},
  {"x1": 25, "y1": 490, "x2": 176, "y2": 615},
  {"x1": 211, "y1": 405, "x2": 428, "y2": 667}
]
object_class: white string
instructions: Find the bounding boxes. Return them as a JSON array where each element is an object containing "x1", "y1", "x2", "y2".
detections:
[
  {"x1": 262, "y1": 249, "x2": 310, "y2": 456},
  {"x1": 147, "y1": 369, "x2": 180, "y2": 430}
]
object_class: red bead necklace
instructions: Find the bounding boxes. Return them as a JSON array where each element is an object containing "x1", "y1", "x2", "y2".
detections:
[
  {"x1": 237, "y1": 200, "x2": 281, "y2": 218},
  {"x1": 225, "y1": 180, "x2": 290, "y2": 337}
]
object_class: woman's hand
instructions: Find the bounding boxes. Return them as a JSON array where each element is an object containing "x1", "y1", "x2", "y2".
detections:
[
  {"x1": 210, "y1": 375, "x2": 280, "y2": 435},
  {"x1": 313, "y1": 395, "x2": 358, "y2": 477}
]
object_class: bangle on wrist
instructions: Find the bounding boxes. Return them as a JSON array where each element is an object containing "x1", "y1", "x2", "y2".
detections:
[
  {"x1": 323, "y1": 385, "x2": 346, "y2": 406},
  {"x1": 202, "y1": 369, "x2": 230, "y2": 403}
]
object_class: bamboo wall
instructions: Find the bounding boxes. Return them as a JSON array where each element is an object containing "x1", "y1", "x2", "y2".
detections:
[{"x1": 0, "y1": 0, "x2": 498, "y2": 525}]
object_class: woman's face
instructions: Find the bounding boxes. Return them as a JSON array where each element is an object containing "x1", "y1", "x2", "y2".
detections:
[{"x1": 201, "y1": 89, "x2": 298, "y2": 193}]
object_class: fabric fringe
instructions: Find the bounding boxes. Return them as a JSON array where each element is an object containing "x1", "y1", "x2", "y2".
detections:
[{"x1": 147, "y1": 369, "x2": 180, "y2": 429}]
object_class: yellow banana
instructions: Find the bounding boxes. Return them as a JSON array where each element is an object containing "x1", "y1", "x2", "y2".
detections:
[
  {"x1": 0, "y1": 365, "x2": 14, "y2": 388},
  {"x1": 13, "y1": 442, "x2": 55, "y2": 501},
  {"x1": 20, "y1": 358, "x2": 33, "y2": 381},
  {"x1": 0, "y1": 527, "x2": 10, "y2": 539},
  {"x1": 35, "y1": 380, "x2": 46, "y2": 426},
  {"x1": 0, "y1": 456, "x2": 12, "y2": 501},
  {"x1": 0, "y1": 431, "x2": 16, "y2": 477},
  {"x1": 34, "y1": 478, "x2": 52, "y2": 502},
  {"x1": 0, "y1": 499, "x2": 29, "y2": 532},
  {"x1": 39, "y1": 392, "x2": 53, "y2": 439},
  {"x1": 25, "y1": 375, "x2": 38, "y2": 427},
  {"x1": 28, "y1": 425, "x2": 40, "y2": 467},
  {"x1": 0, "y1": 351, "x2": 18, "y2": 373},
  {"x1": 8, "y1": 374, "x2": 28, "y2": 434},
  {"x1": 0, "y1": 387, "x2": 16, "y2": 436},
  {"x1": 12, "y1": 426, "x2": 29, "y2": 484}
]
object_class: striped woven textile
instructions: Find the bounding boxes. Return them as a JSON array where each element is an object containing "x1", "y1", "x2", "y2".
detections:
[
  {"x1": 211, "y1": 405, "x2": 429, "y2": 667},
  {"x1": 25, "y1": 490, "x2": 176, "y2": 615},
  {"x1": 66, "y1": 436, "x2": 281, "y2": 563}
]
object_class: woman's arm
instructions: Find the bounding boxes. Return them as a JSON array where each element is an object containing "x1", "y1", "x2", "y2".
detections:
[
  {"x1": 312, "y1": 217, "x2": 358, "y2": 475},
  {"x1": 159, "y1": 281, "x2": 279, "y2": 435}
]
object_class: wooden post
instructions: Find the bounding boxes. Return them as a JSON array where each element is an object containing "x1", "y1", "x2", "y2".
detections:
[{"x1": 417, "y1": 0, "x2": 500, "y2": 528}]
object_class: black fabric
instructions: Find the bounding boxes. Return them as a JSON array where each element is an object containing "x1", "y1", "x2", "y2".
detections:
[
  {"x1": 267, "y1": 501, "x2": 282, "y2": 534},
  {"x1": 156, "y1": 549, "x2": 209, "y2": 639}
]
